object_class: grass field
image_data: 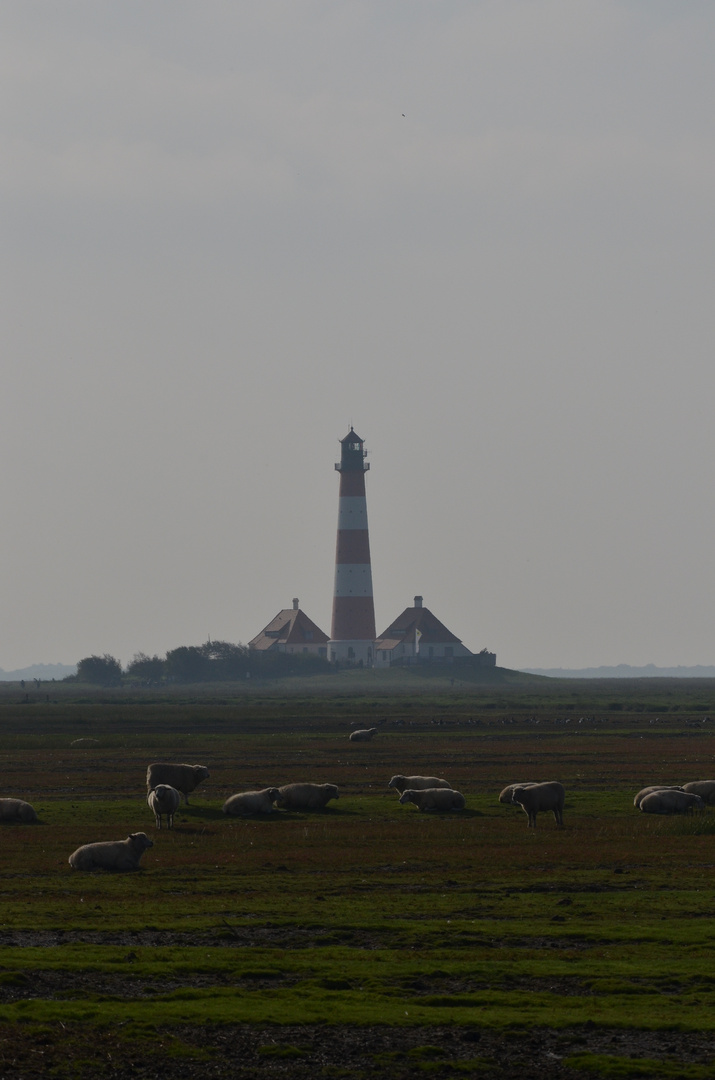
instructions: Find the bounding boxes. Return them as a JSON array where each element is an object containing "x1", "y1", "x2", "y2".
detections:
[{"x1": 1, "y1": 670, "x2": 715, "y2": 1077}]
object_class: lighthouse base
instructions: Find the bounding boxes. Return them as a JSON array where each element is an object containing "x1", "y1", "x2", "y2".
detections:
[{"x1": 328, "y1": 639, "x2": 374, "y2": 666}]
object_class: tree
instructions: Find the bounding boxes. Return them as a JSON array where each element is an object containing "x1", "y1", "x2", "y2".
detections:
[
  {"x1": 76, "y1": 654, "x2": 123, "y2": 686},
  {"x1": 164, "y1": 646, "x2": 210, "y2": 683},
  {"x1": 126, "y1": 652, "x2": 165, "y2": 683},
  {"x1": 198, "y1": 640, "x2": 249, "y2": 680}
]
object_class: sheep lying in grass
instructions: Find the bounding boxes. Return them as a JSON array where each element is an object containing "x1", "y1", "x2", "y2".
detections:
[
  {"x1": 349, "y1": 727, "x2": 377, "y2": 742},
  {"x1": 499, "y1": 783, "x2": 537, "y2": 805},
  {"x1": 681, "y1": 781, "x2": 715, "y2": 805},
  {"x1": 223, "y1": 788, "x2": 280, "y2": 816},
  {"x1": 146, "y1": 763, "x2": 209, "y2": 805},
  {"x1": 639, "y1": 790, "x2": 704, "y2": 815},
  {"x1": 633, "y1": 785, "x2": 683, "y2": 809},
  {"x1": 388, "y1": 775, "x2": 452, "y2": 794},
  {"x1": 275, "y1": 783, "x2": 339, "y2": 811},
  {"x1": 69, "y1": 833, "x2": 154, "y2": 872},
  {"x1": 511, "y1": 782, "x2": 564, "y2": 828},
  {"x1": 0, "y1": 798, "x2": 38, "y2": 824},
  {"x1": 147, "y1": 784, "x2": 181, "y2": 829},
  {"x1": 398, "y1": 788, "x2": 465, "y2": 812}
]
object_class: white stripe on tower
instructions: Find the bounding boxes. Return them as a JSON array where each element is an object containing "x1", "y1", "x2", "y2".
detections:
[{"x1": 329, "y1": 428, "x2": 376, "y2": 663}]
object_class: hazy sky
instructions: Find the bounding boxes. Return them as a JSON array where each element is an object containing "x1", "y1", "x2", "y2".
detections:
[{"x1": 2, "y1": 1, "x2": 714, "y2": 671}]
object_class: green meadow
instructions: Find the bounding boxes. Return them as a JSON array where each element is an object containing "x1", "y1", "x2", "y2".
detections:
[{"x1": 1, "y1": 670, "x2": 715, "y2": 1077}]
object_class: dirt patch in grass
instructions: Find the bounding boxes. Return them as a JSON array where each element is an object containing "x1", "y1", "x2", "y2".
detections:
[{"x1": 1, "y1": 1023, "x2": 714, "y2": 1079}]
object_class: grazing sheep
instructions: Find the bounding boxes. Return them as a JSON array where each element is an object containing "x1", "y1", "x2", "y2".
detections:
[
  {"x1": 69, "y1": 832, "x2": 154, "y2": 872},
  {"x1": 146, "y1": 763, "x2": 209, "y2": 805},
  {"x1": 511, "y1": 782, "x2": 565, "y2": 828},
  {"x1": 0, "y1": 798, "x2": 38, "y2": 824},
  {"x1": 639, "y1": 790, "x2": 704, "y2": 815},
  {"x1": 350, "y1": 727, "x2": 378, "y2": 742},
  {"x1": 633, "y1": 785, "x2": 683, "y2": 809},
  {"x1": 274, "y1": 783, "x2": 339, "y2": 811},
  {"x1": 681, "y1": 781, "x2": 715, "y2": 806},
  {"x1": 499, "y1": 783, "x2": 537, "y2": 805},
  {"x1": 223, "y1": 788, "x2": 280, "y2": 816},
  {"x1": 398, "y1": 788, "x2": 465, "y2": 812},
  {"x1": 388, "y1": 775, "x2": 453, "y2": 794},
  {"x1": 147, "y1": 784, "x2": 181, "y2": 829}
]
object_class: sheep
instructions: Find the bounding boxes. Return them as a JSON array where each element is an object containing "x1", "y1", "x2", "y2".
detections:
[
  {"x1": 681, "y1": 781, "x2": 715, "y2": 806},
  {"x1": 146, "y1": 762, "x2": 209, "y2": 805},
  {"x1": 147, "y1": 784, "x2": 181, "y2": 829},
  {"x1": 274, "y1": 783, "x2": 339, "y2": 811},
  {"x1": 639, "y1": 790, "x2": 704, "y2": 815},
  {"x1": 499, "y1": 783, "x2": 538, "y2": 805},
  {"x1": 398, "y1": 788, "x2": 465, "y2": 812},
  {"x1": 69, "y1": 832, "x2": 154, "y2": 872},
  {"x1": 511, "y1": 782, "x2": 565, "y2": 828},
  {"x1": 633, "y1": 785, "x2": 683, "y2": 809},
  {"x1": 223, "y1": 788, "x2": 280, "y2": 816},
  {"x1": 388, "y1": 775, "x2": 453, "y2": 794},
  {"x1": 0, "y1": 798, "x2": 38, "y2": 824},
  {"x1": 350, "y1": 727, "x2": 377, "y2": 742}
]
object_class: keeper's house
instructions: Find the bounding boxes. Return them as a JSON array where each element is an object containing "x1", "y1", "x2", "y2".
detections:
[
  {"x1": 248, "y1": 599, "x2": 329, "y2": 658},
  {"x1": 374, "y1": 595, "x2": 492, "y2": 668}
]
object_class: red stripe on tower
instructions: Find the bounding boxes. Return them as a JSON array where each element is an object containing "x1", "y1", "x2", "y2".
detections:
[{"x1": 329, "y1": 427, "x2": 376, "y2": 665}]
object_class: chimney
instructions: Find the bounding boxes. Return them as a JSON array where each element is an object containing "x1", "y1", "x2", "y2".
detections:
[
  {"x1": 292, "y1": 598, "x2": 299, "y2": 610},
  {"x1": 414, "y1": 596, "x2": 423, "y2": 608}
]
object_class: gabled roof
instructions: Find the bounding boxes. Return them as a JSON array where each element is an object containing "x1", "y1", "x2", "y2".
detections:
[
  {"x1": 375, "y1": 604, "x2": 465, "y2": 649},
  {"x1": 249, "y1": 607, "x2": 330, "y2": 651}
]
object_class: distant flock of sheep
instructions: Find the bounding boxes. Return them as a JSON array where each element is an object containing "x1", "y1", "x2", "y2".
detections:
[{"x1": 2, "y1": 737, "x2": 714, "y2": 872}]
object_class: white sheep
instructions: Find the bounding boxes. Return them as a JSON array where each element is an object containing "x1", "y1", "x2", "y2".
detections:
[
  {"x1": 398, "y1": 788, "x2": 465, "y2": 812},
  {"x1": 349, "y1": 727, "x2": 378, "y2": 742},
  {"x1": 633, "y1": 785, "x2": 683, "y2": 808},
  {"x1": 69, "y1": 832, "x2": 154, "y2": 872},
  {"x1": 639, "y1": 790, "x2": 704, "y2": 815},
  {"x1": 388, "y1": 775, "x2": 453, "y2": 794},
  {"x1": 0, "y1": 798, "x2": 38, "y2": 824},
  {"x1": 275, "y1": 783, "x2": 339, "y2": 811},
  {"x1": 146, "y1": 762, "x2": 209, "y2": 805},
  {"x1": 499, "y1": 783, "x2": 537, "y2": 805},
  {"x1": 147, "y1": 784, "x2": 181, "y2": 829},
  {"x1": 223, "y1": 788, "x2": 280, "y2": 816},
  {"x1": 511, "y1": 782, "x2": 565, "y2": 827},
  {"x1": 681, "y1": 781, "x2": 715, "y2": 806}
]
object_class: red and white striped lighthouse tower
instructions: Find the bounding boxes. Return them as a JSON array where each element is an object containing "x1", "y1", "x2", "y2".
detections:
[{"x1": 329, "y1": 427, "x2": 376, "y2": 665}]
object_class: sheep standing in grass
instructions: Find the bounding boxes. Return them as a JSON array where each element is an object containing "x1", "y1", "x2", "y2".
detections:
[
  {"x1": 388, "y1": 775, "x2": 452, "y2": 794},
  {"x1": 398, "y1": 788, "x2": 465, "y2": 812},
  {"x1": 69, "y1": 833, "x2": 154, "y2": 872},
  {"x1": 349, "y1": 727, "x2": 377, "y2": 742},
  {"x1": 681, "y1": 781, "x2": 715, "y2": 806},
  {"x1": 146, "y1": 763, "x2": 209, "y2": 805},
  {"x1": 223, "y1": 788, "x2": 280, "y2": 816},
  {"x1": 0, "y1": 798, "x2": 38, "y2": 823},
  {"x1": 147, "y1": 784, "x2": 181, "y2": 829},
  {"x1": 639, "y1": 790, "x2": 704, "y2": 815},
  {"x1": 633, "y1": 785, "x2": 683, "y2": 808},
  {"x1": 275, "y1": 783, "x2": 339, "y2": 811},
  {"x1": 499, "y1": 783, "x2": 537, "y2": 805},
  {"x1": 511, "y1": 782, "x2": 565, "y2": 828}
]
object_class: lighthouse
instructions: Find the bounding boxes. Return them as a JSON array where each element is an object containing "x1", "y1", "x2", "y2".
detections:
[{"x1": 329, "y1": 427, "x2": 376, "y2": 665}]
